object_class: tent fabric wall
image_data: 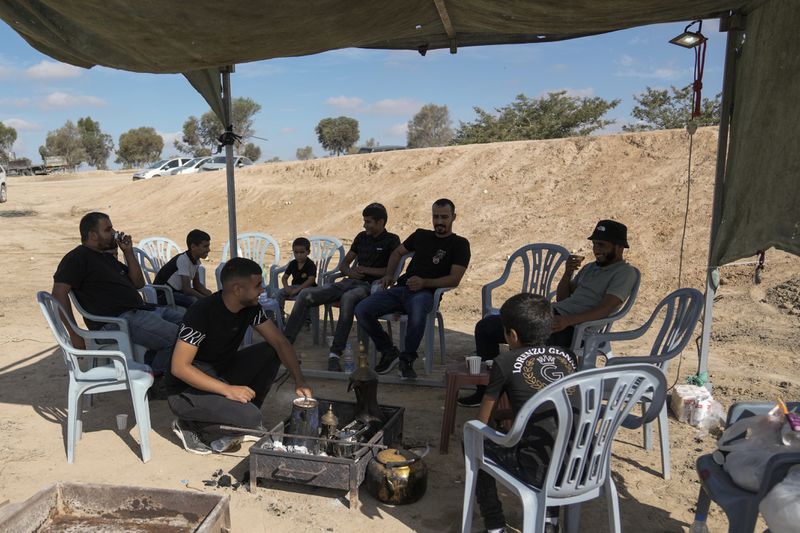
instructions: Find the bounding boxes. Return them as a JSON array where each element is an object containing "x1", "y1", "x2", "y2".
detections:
[
  {"x1": 0, "y1": 1, "x2": 746, "y2": 73},
  {"x1": 710, "y1": 0, "x2": 800, "y2": 266}
]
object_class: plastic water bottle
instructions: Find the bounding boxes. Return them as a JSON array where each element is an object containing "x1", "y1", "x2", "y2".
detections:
[
  {"x1": 342, "y1": 343, "x2": 356, "y2": 374},
  {"x1": 689, "y1": 517, "x2": 710, "y2": 533}
]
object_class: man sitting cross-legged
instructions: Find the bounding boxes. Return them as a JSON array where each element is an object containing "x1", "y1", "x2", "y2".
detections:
[
  {"x1": 472, "y1": 293, "x2": 578, "y2": 533},
  {"x1": 355, "y1": 198, "x2": 471, "y2": 380},
  {"x1": 52, "y1": 211, "x2": 184, "y2": 374},
  {"x1": 167, "y1": 257, "x2": 312, "y2": 455},
  {"x1": 282, "y1": 203, "x2": 400, "y2": 372}
]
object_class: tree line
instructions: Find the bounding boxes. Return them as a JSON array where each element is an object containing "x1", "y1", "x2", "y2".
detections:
[{"x1": 0, "y1": 85, "x2": 720, "y2": 168}]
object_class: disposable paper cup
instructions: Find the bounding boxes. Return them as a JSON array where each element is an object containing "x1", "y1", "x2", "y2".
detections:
[
  {"x1": 466, "y1": 356, "x2": 482, "y2": 375},
  {"x1": 116, "y1": 413, "x2": 128, "y2": 431}
]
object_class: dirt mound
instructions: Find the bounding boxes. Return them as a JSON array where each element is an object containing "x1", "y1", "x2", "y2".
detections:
[{"x1": 766, "y1": 275, "x2": 800, "y2": 315}]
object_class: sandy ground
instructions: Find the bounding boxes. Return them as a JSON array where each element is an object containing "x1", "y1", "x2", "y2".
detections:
[{"x1": 0, "y1": 127, "x2": 798, "y2": 532}]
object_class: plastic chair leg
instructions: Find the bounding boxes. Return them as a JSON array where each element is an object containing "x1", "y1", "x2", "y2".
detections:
[
  {"x1": 564, "y1": 504, "x2": 582, "y2": 533},
  {"x1": 658, "y1": 404, "x2": 671, "y2": 479},
  {"x1": 520, "y1": 490, "x2": 544, "y2": 533},
  {"x1": 425, "y1": 317, "x2": 435, "y2": 375},
  {"x1": 460, "y1": 455, "x2": 479, "y2": 533},
  {"x1": 130, "y1": 386, "x2": 151, "y2": 463},
  {"x1": 310, "y1": 308, "x2": 320, "y2": 345},
  {"x1": 642, "y1": 400, "x2": 654, "y2": 451},
  {"x1": 605, "y1": 476, "x2": 622, "y2": 533},
  {"x1": 437, "y1": 312, "x2": 446, "y2": 364},
  {"x1": 66, "y1": 386, "x2": 80, "y2": 464}
]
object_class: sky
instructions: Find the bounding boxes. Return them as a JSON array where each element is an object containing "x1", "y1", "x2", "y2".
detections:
[{"x1": 0, "y1": 19, "x2": 726, "y2": 167}]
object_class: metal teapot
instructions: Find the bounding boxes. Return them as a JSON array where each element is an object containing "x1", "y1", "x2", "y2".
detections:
[{"x1": 365, "y1": 447, "x2": 428, "y2": 505}]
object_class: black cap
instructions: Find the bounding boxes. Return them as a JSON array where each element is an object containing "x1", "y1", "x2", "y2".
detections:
[{"x1": 587, "y1": 220, "x2": 629, "y2": 248}]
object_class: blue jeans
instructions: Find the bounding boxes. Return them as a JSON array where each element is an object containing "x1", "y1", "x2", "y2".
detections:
[
  {"x1": 115, "y1": 306, "x2": 184, "y2": 373},
  {"x1": 283, "y1": 279, "x2": 371, "y2": 355},
  {"x1": 354, "y1": 285, "x2": 434, "y2": 361}
]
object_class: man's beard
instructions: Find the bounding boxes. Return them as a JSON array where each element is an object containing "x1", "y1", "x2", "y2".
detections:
[
  {"x1": 596, "y1": 248, "x2": 617, "y2": 266},
  {"x1": 101, "y1": 238, "x2": 118, "y2": 251}
]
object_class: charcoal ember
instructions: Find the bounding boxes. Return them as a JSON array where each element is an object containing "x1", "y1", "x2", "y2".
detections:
[{"x1": 217, "y1": 475, "x2": 232, "y2": 487}]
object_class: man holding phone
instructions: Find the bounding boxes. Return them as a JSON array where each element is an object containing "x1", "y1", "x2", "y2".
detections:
[{"x1": 51, "y1": 211, "x2": 184, "y2": 373}]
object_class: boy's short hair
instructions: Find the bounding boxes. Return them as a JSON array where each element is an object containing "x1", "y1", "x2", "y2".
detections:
[
  {"x1": 220, "y1": 257, "x2": 262, "y2": 287},
  {"x1": 186, "y1": 229, "x2": 211, "y2": 248},
  {"x1": 433, "y1": 198, "x2": 455, "y2": 214},
  {"x1": 362, "y1": 202, "x2": 388, "y2": 223},
  {"x1": 79, "y1": 212, "x2": 109, "y2": 241},
  {"x1": 292, "y1": 237, "x2": 311, "y2": 251},
  {"x1": 500, "y1": 293, "x2": 553, "y2": 347}
]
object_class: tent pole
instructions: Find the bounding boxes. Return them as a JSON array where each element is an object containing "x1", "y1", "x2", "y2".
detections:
[
  {"x1": 698, "y1": 19, "x2": 741, "y2": 383},
  {"x1": 221, "y1": 66, "x2": 238, "y2": 258}
]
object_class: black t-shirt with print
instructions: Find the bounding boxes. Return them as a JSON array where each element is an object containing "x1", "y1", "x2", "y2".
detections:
[
  {"x1": 397, "y1": 229, "x2": 470, "y2": 286},
  {"x1": 484, "y1": 345, "x2": 578, "y2": 487},
  {"x1": 177, "y1": 292, "x2": 268, "y2": 366},
  {"x1": 285, "y1": 259, "x2": 317, "y2": 286},
  {"x1": 53, "y1": 245, "x2": 147, "y2": 321},
  {"x1": 350, "y1": 230, "x2": 401, "y2": 283}
]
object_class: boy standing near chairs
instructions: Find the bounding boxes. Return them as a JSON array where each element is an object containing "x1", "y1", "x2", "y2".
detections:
[
  {"x1": 153, "y1": 229, "x2": 213, "y2": 308},
  {"x1": 274, "y1": 237, "x2": 317, "y2": 318},
  {"x1": 474, "y1": 292, "x2": 578, "y2": 533}
]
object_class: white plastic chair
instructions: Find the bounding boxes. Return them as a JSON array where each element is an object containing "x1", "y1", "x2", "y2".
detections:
[
  {"x1": 68, "y1": 291, "x2": 149, "y2": 364},
  {"x1": 137, "y1": 236, "x2": 181, "y2": 269},
  {"x1": 581, "y1": 287, "x2": 704, "y2": 480},
  {"x1": 130, "y1": 247, "x2": 177, "y2": 308},
  {"x1": 216, "y1": 232, "x2": 281, "y2": 289},
  {"x1": 37, "y1": 291, "x2": 154, "y2": 463},
  {"x1": 269, "y1": 236, "x2": 345, "y2": 344},
  {"x1": 569, "y1": 267, "x2": 641, "y2": 361},
  {"x1": 462, "y1": 364, "x2": 667, "y2": 533},
  {"x1": 481, "y1": 243, "x2": 570, "y2": 317}
]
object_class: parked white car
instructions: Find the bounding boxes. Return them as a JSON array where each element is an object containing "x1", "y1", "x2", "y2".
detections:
[
  {"x1": 169, "y1": 156, "x2": 211, "y2": 175},
  {"x1": 132, "y1": 157, "x2": 192, "y2": 180},
  {"x1": 200, "y1": 155, "x2": 254, "y2": 172},
  {"x1": 0, "y1": 163, "x2": 7, "y2": 203}
]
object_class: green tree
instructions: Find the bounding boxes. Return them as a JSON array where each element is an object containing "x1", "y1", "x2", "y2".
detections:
[
  {"x1": 0, "y1": 121, "x2": 17, "y2": 163},
  {"x1": 315, "y1": 116, "x2": 360, "y2": 156},
  {"x1": 242, "y1": 142, "x2": 261, "y2": 162},
  {"x1": 115, "y1": 127, "x2": 163, "y2": 168},
  {"x1": 407, "y1": 104, "x2": 453, "y2": 148},
  {"x1": 623, "y1": 85, "x2": 722, "y2": 132},
  {"x1": 187, "y1": 97, "x2": 262, "y2": 154},
  {"x1": 266, "y1": 156, "x2": 281, "y2": 163},
  {"x1": 76, "y1": 117, "x2": 114, "y2": 169},
  {"x1": 296, "y1": 146, "x2": 314, "y2": 160},
  {"x1": 453, "y1": 92, "x2": 620, "y2": 145},
  {"x1": 41, "y1": 120, "x2": 86, "y2": 169},
  {"x1": 174, "y1": 116, "x2": 211, "y2": 156}
]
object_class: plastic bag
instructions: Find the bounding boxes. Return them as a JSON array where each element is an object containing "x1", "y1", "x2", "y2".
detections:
[
  {"x1": 760, "y1": 465, "x2": 800, "y2": 533},
  {"x1": 720, "y1": 414, "x2": 800, "y2": 492}
]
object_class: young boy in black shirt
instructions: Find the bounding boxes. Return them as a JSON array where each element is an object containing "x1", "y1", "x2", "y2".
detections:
[
  {"x1": 275, "y1": 237, "x2": 317, "y2": 317},
  {"x1": 474, "y1": 293, "x2": 578, "y2": 533},
  {"x1": 168, "y1": 257, "x2": 312, "y2": 455}
]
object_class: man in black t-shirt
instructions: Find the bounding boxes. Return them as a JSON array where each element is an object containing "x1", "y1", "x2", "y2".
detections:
[
  {"x1": 167, "y1": 257, "x2": 312, "y2": 455},
  {"x1": 473, "y1": 293, "x2": 577, "y2": 533},
  {"x1": 355, "y1": 198, "x2": 470, "y2": 379},
  {"x1": 283, "y1": 203, "x2": 400, "y2": 372},
  {"x1": 52, "y1": 212, "x2": 184, "y2": 373}
]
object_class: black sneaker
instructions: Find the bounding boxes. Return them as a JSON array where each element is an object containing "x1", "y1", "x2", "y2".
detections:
[
  {"x1": 375, "y1": 348, "x2": 400, "y2": 374},
  {"x1": 458, "y1": 390, "x2": 485, "y2": 407},
  {"x1": 399, "y1": 359, "x2": 417, "y2": 380},
  {"x1": 172, "y1": 419, "x2": 212, "y2": 455},
  {"x1": 327, "y1": 355, "x2": 342, "y2": 372}
]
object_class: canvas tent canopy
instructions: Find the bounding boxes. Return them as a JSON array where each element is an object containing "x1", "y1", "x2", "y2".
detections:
[{"x1": 1, "y1": 0, "x2": 798, "y2": 378}]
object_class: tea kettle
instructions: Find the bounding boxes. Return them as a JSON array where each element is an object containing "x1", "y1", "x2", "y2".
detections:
[{"x1": 365, "y1": 447, "x2": 428, "y2": 505}]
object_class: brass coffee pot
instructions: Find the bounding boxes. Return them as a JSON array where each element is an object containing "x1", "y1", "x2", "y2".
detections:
[{"x1": 348, "y1": 353, "x2": 384, "y2": 424}]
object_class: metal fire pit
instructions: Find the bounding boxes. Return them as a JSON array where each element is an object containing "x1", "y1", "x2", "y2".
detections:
[
  {"x1": 0, "y1": 482, "x2": 230, "y2": 532},
  {"x1": 249, "y1": 399, "x2": 404, "y2": 509}
]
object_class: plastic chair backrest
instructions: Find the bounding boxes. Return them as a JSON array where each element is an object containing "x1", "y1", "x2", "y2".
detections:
[
  {"x1": 482, "y1": 243, "x2": 570, "y2": 317},
  {"x1": 308, "y1": 236, "x2": 345, "y2": 285},
  {"x1": 599, "y1": 288, "x2": 703, "y2": 371},
  {"x1": 505, "y1": 365, "x2": 666, "y2": 499},
  {"x1": 37, "y1": 291, "x2": 78, "y2": 372},
  {"x1": 221, "y1": 232, "x2": 281, "y2": 274},
  {"x1": 132, "y1": 247, "x2": 159, "y2": 284},
  {"x1": 138, "y1": 237, "x2": 181, "y2": 269}
]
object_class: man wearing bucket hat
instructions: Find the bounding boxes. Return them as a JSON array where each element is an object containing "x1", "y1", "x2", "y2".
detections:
[{"x1": 459, "y1": 219, "x2": 637, "y2": 407}]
